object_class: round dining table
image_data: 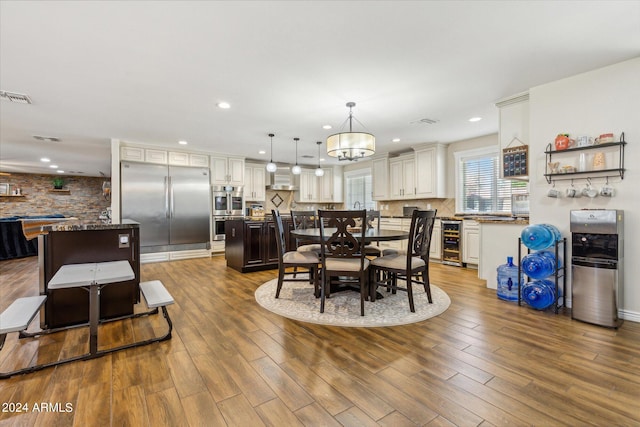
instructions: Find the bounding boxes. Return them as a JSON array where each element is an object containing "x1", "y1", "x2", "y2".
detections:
[{"x1": 290, "y1": 227, "x2": 409, "y2": 243}]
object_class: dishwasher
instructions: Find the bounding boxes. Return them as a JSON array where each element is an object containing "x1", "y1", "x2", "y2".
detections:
[{"x1": 570, "y1": 210, "x2": 624, "y2": 328}]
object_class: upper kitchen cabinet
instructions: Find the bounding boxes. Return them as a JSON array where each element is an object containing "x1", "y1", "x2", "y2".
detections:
[
  {"x1": 496, "y1": 91, "x2": 529, "y2": 180},
  {"x1": 295, "y1": 166, "x2": 342, "y2": 203},
  {"x1": 372, "y1": 156, "x2": 389, "y2": 200},
  {"x1": 120, "y1": 146, "x2": 167, "y2": 164},
  {"x1": 245, "y1": 163, "x2": 266, "y2": 201},
  {"x1": 414, "y1": 143, "x2": 446, "y2": 198},
  {"x1": 389, "y1": 154, "x2": 416, "y2": 199},
  {"x1": 168, "y1": 151, "x2": 209, "y2": 167},
  {"x1": 210, "y1": 155, "x2": 244, "y2": 186}
]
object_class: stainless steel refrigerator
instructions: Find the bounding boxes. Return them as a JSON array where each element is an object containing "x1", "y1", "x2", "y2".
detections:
[{"x1": 121, "y1": 161, "x2": 211, "y2": 253}]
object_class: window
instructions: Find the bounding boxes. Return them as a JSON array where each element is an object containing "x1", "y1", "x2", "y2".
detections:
[
  {"x1": 345, "y1": 169, "x2": 375, "y2": 210},
  {"x1": 455, "y1": 147, "x2": 528, "y2": 214}
]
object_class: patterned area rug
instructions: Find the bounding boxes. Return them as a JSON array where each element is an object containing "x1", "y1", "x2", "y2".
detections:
[{"x1": 255, "y1": 275, "x2": 451, "y2": 327}]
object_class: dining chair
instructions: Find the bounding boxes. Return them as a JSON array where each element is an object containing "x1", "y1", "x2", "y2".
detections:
[
  {"x1": 363, "y1": 210, "x2": 382, "y2": 257},
  {"x1": 290, "y1": 210, "x2": 321, "y2": 254},
  {"x1": 382, "y1": 209, "x2": 437, "y2": 286},
  {"x1": 369, "y1": 209, "x2": 437, "y2": 312},
  {"x1": 318, "y1": 209, "x2": 369, "y2": 316},
  {"x1": 272, "y1": 210, "x2": 320, "y2": 298}
]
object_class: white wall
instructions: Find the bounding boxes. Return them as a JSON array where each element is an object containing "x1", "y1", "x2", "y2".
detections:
[{"x1": 529, "y1": 57, "x2": 640, "y2": 321}]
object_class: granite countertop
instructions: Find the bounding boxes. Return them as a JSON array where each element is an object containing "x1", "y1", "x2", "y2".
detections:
[{"x1": 40, "y1": 220, "x2": 139, "y2": 232}]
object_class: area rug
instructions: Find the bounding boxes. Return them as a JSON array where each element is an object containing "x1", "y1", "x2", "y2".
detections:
[{"x1": 255, "y1": 275, "x2": 451, "y2": 327}]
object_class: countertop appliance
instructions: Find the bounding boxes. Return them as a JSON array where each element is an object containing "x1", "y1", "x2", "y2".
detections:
[
  {"x1": 441, "y1": 219, "x2": 463, "y2": 266},
  {"x1": 570, "y1": 209, "x2": 624, "y2": 328},
  {"x1": 121, "y1": 161, "x2": 211, "y2": 253}
]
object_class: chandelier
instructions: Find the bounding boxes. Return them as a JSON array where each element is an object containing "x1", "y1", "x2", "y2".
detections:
[{"x1": 326, "y1": 102, "x2": 375, "y2": 161}]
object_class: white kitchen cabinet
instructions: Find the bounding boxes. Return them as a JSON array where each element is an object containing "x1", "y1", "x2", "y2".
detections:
[
  {"x1": 120, "y1": 146, "x2": 145, "y2": 162},
  {"x1": 295, "y1": 167, "x2": 342, "y2": 203},
  {"x1": 168, "y1": 151, "x2": 189, "y2": 165},
  {"x1": 389, "y1": 155, "x2": 415, "y2": 199},
  {"x1": 245, "y1": 163, "x2": 266, "y2": 201},
  {"x1": 145, "y1": 149, "x2": 168, "y2": 164},
  {"x1": 378, "y1": 218, "x2": 405, "y2": 252},
  {"x1": 414, "y1": 143, "x2": 446, "y2": 198},
  {"x1": 429, "y1": 219, "x2": 442, "y2": 260},
  {"x1": 211, "y1": 155, "x2": 244, "y2": 186},
  {"x1": 462, "y1": 220, "x2": 480, "y2": 265},
  {"x1": 496, "y1": 91, "x2": 529, "y2": 180},
  {"x1": 372, "y1": 156, "x2": 389, "y2": 200},
  {"x1": 296, "y1": 169, "x2": 317, "y2": 203},
  {"x1": 189, "y1": 154, "x2": 209, "y2": 167}
]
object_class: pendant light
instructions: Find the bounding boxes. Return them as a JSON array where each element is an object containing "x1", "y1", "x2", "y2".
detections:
[
  {"x1": 291, "y1": 137, "x2": 302, "y2": 175},
  {"x1": 315, "y1": 141, "x2": 325, "y2": 177},
  {"x1": 266, "y1": 133, "x2": 277, "y2": 172},
  {"x1": 326, "y1": 102, "x2": 375, "y2": 161}
]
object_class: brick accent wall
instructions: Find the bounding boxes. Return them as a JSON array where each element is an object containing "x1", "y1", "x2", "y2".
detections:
[{"x1": 0, "y1": 173, "x2": 110, "y2": 221}]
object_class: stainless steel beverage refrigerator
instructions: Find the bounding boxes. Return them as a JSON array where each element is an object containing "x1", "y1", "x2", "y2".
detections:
[{"x1": 121, "y1": 161, "x2": 211, "y2": 253}]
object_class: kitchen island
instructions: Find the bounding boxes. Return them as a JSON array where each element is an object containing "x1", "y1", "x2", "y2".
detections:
[
  {"x1": 476, "y1": 219, "x2": 528, "y2": 289},
  {"x1": 38, "y1": 221, "x2": 140, "y2": 328},
  {"x1": 225, "y1": 216, "x2": 296, "y2": 273}
]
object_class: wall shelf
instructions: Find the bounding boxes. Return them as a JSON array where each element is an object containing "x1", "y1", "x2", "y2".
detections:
[
  {"x1": 48, "y1": 189, "x2": 71, "y2": 194},
  {"x1": 0, "y1": 194, "x2": 26, "y2": 199},
  {"x1": 544, "y1": 134, "x2": 626, "y2": 184}
]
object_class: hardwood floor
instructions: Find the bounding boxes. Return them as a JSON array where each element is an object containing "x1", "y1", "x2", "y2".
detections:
[{"x1": 1, "y1": 255, "x2": 639, "y2": 426}]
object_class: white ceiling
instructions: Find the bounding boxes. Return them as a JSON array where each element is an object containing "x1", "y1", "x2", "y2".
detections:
[{"x1": 1, "y1": 1, "x2": 639, "y2": 177}]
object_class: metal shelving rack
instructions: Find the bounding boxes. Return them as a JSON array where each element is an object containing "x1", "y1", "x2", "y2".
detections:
[
  {"x1": 518, "y1": 237, "x2": 567, "y2": 314},
  {"x1": 543, "y1": 132, "x2": 626, "y2": 184}
]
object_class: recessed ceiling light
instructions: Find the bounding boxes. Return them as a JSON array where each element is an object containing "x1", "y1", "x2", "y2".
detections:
[
  {"x1": 57, "y1": 170, "x2": 64, "y2": 173},
  {"x1": 392, "y1": 138, "x2": 400, "y2": 143},
  {"x1": 322, "y1": 124, "x2": 332, "y2": 130},
  {"x1": 50, "y1": 165, "x2": 58, "y2": 168},
  {"x1": 258, "y1": 150, "x2": 266, "y2": 155},
  {"x1": 217, "y1": 102, "x2": 231, "y2": 109},
  {"x1": 40, "y1": 157, "x2": 50, "y2": 162},
  {"x1": 178, "y1": 140, "x2": 188, "y2": 145},
  {"x1": 320, "y1": 158, "x2": 325, "y2": 162},
  {"x1": 469, "y1": 117, "x2": 482, "y2": 122}
]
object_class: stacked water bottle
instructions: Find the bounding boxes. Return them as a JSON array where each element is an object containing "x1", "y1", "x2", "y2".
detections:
[{"x1": 519, "y1": 224, "x2": 563, "y2": 310}]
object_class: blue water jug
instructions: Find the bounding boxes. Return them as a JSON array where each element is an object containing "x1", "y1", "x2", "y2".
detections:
[
  {"x1": 521, "y1": 279, "x2": 559, "y2": 310},
  {"x1": 520, "y1": 224, "x2": 561, "y2": 250},
  {"x1": 497, "y1": 257, "x2": 523, "y2": 301},
  {"x1": 521, "y1": 250, "x2": 562, "y2": 279}
]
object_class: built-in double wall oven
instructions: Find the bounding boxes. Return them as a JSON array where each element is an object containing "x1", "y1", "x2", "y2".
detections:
[{"x1": 212, "y1": 185, "x2": 244, "y2": 241}]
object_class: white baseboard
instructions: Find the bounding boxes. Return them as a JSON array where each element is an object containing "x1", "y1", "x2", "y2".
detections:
[
  {"x1": 620, "y1": 309, "x2": 640, "y2": 323},
  {"x1": 141, "y1": 252, "x2": 170, "y2": 264},
  {"x1": 141, "y1": 249, "x2": 210, "y2": 264},
  {"x1": 169, "y1": 249, "x2": 210, "y2": 260}
]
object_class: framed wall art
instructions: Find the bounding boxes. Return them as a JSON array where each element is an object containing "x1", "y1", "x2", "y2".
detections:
[{"x1": 502, "y1": 137, "x2": 528, "y2": 178}]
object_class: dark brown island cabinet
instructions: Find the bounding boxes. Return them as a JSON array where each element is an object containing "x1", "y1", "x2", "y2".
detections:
[
  {"x1": 225, "y1": 217, "x2": 296, "y2": 273},
  {"x1": 38, "y1": 223, "x2": 141, "y2": 329}
]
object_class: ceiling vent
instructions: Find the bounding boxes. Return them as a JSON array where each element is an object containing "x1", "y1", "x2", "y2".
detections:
[
  {"x1": 33, "y1": 135, "x2": 61, "y2": 142},
  {"x1": 0, "y1": 90, "x2": 32, "y2": 104},
  {"x1": 410, "y1": 117, "x2": 439, "y2": 125}
]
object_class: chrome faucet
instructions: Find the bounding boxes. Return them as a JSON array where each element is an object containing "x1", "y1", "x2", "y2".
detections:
[{"x1": 353, "y1": 201, "x2": 361, "y2": 210}]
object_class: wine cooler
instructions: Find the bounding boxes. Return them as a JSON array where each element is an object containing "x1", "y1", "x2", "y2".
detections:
[{"x1": 441, "y1": 220, "x2": 463, "y2": 266}]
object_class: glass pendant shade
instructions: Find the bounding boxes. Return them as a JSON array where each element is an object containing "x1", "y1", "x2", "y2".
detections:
[
  {"x1": 291, "y1": 137, "x2": 301, "y2": 175},
  {"x1": 315, "y1": 140, "x2": 324, "y2": 176},
  {"x1": 265, "y1": 133, "x2": 277, "y2": 172},
  {"x1": 266, "y1": 162, "x2": 277, "y2": 172},
  {"x1": 315, "y1": 167, "x2": 324, "y2": 177}
]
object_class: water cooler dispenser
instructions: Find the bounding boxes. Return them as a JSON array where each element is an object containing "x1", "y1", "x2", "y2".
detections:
[{"x1": 570, "y1": 210, "x2": 624, "y2": 328}]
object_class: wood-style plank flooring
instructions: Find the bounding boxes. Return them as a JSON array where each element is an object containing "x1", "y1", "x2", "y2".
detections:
[{"x1": 1, "y1": 255, "x2": 640, "y2": 426}]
